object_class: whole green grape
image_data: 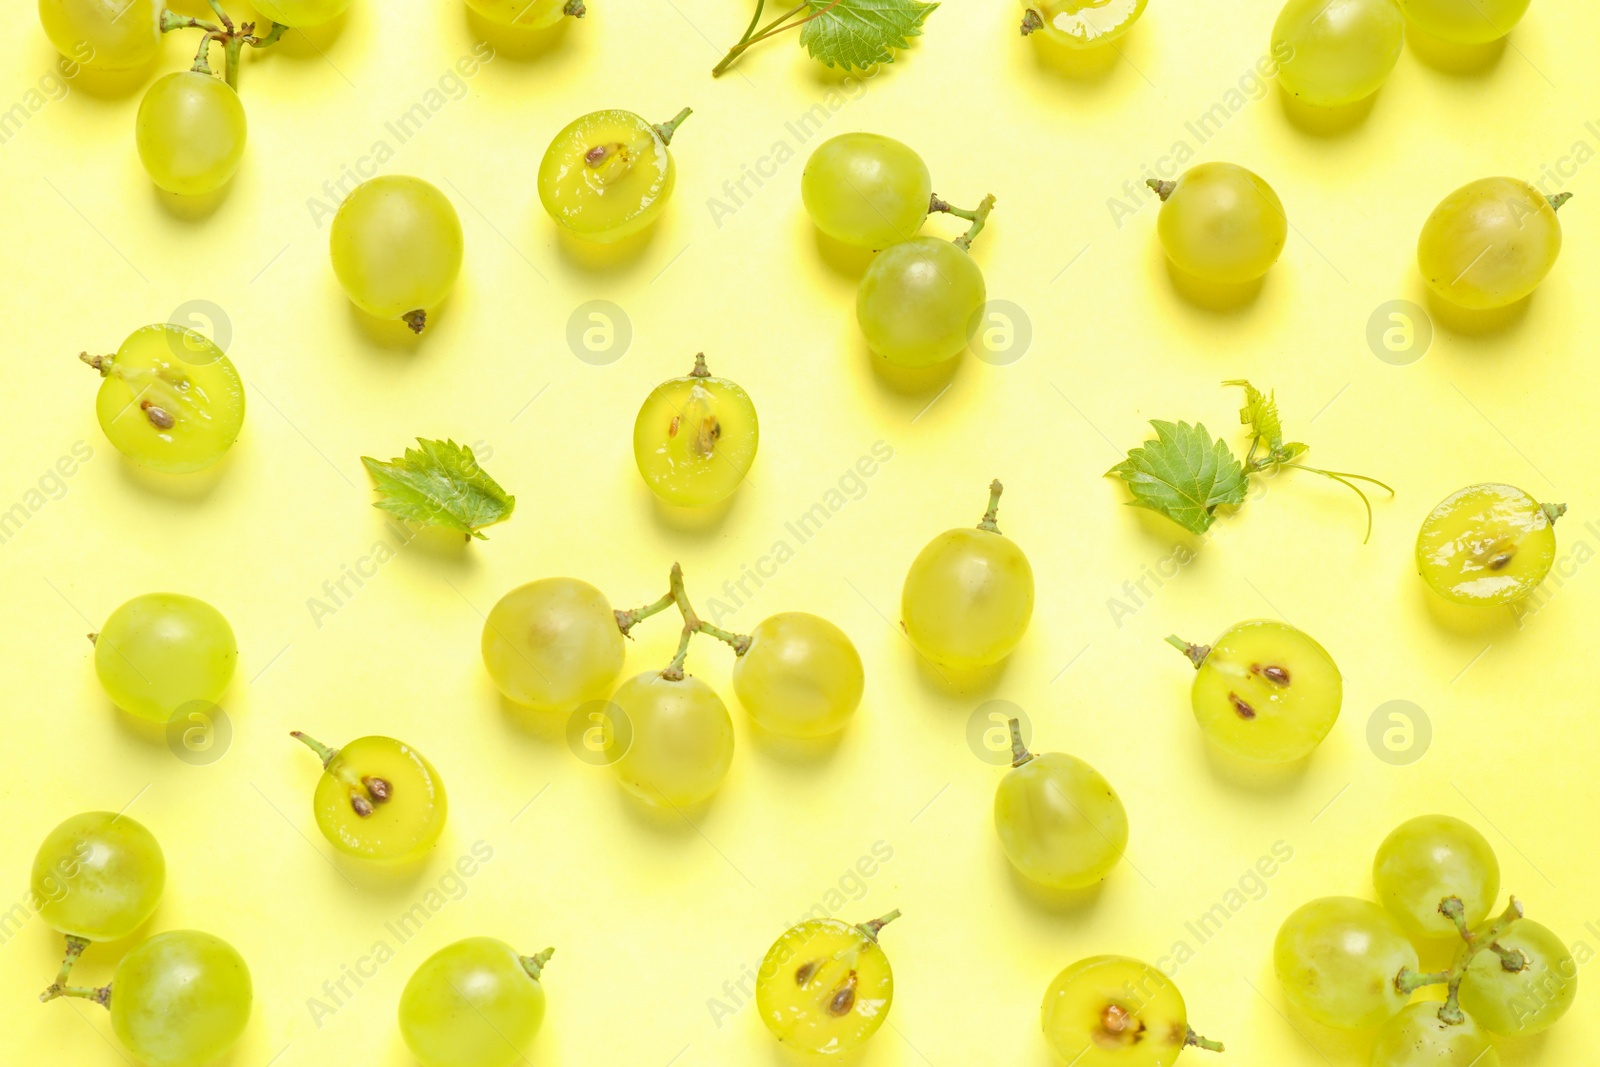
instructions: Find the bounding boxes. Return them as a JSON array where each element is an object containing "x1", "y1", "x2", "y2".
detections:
[
  {"x1": 330, "y1": 175, "x2": 463, "y2": 332},
  {"x1": 902, "y1": 481, "x2": 1034, "y2": 669},
  {"x1": 481, "y1": 578, "x2": 625, "y2": 712},
  {"x1": 1397, "y1": 0, "x2": 1531, "y2": 43},
  {"x1": 293, "y1": 732, "x2": 447, "y2": 861},
  {"x1": 1023, "y1": 0, "x2": 1147, "y2": 46},
  {"x1": 1274, "y1": 897, "x2": 1416, "y2": 1029},
  {"x1": 1273, "y1": 0, "x2": 1404, "y2": 108},
  {"x1": 632, "y1": 353, "x2": 759, "y2": 507},
  {"x1": 1418, "y1": 178, "x2": 1566, "y2": 310},
  {"x1": 1373, "y1": 815, "x2": 1500, "y2": 939},
  {"x1": 801, "y1": 133, "x2": 932, "y2": 249},
  {"x1": 252, "y1": 0, "x2": 351, "y2": 26},
  {"x1": 995, "y1": 721, "x2": 1128, "y2": 890},
  {"x1": 136, "y1": 72, "x2": 247, "y2": 197},
  {"x1": 95, "y1": 593, "x2": 237, "y2": 723},
  {"x1": 467, "y1": 0, "x2": 579, "y2": 29},
  {"x1": 110, "y1": 930, "x2": 251, "y2": 1067},
  {"x1": 39, "y1": 0, "x2": 162, "y2": 69},
  {"x1": 732, "y1": 612, "x2": 864, "y2": 738},
  {"x1": 83, "y1": 324, "x2": 246, "y2": 473},
  {"x1": 400, "y1": 938, "x2": 553, "y2": 1067},
  {"x1": 1042, "y1": 955, "x2": 1209, "y2": 1066},
  {"x1": 857, "y1": 235, "x2": 986, "y2": 367},
  {"x1": 757, "y1": 912, "x2": 898, "y2": 1054},
  {"x1": 538, "y1": 108, "x2": 690, "y2": 243},
  {"x1": 32, "y1": 812, "x2": 164, "y2": 942},
  {"x1": 1458, "y1": 918, "x2": 1577, "y2": 1035},
  {"x1": 1151, "y1": 163, "x2": 1287, "y2": 284},
  {"x1": 612, "y1": 671, "x2": 734, "y2": 807},
  {"x1": 1415, "y1": 483, "x2": 1560, "y2": 605},
  {"x1": 1369, "y1": 1003, "x2": 1500, "y2": 1067}
]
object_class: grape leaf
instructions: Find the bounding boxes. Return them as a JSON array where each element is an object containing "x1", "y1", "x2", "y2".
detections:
[
  {"x1": 799, "y1": 0, "x2": 939, "y2": 71},
  {"x1": 360, "y1": 439, "x2": 514, "y2": 540},
  {"x1": 1107, "y1": 420, "x2": 1248, "y2": 534}
]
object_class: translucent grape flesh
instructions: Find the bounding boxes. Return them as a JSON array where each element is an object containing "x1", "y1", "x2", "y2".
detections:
[
  {"x1": 902, "y1": 527, "x2": 1034, "y2": 669},
  {"x1": 1415, "y1": 483, "x2": 1556, "y2": 605},
  {"x1": 32, "y1": 812, "x2": 165, "y2": 942},
  {"x1": 538, "y1": 110, "x2": 674, "y2": 243},
  {"x1": 93, "y1": 324, "x2": 245, "y2": 473},
  {"x1": 1188, "y1": 620, "x2": 1342, "y2": 763},
  {"x1": 136, "y1": 72, "x2": 248, "y2": 197},
  {"x1": 481, "y1": 578, "x2": 625, "y2": 712},
  {"x1": 1041, "y1": 955, "x2": 1189, "y2": 1067},
  {"x1": 310, "y1": 736, "x2": 447, "y2": 861},
  {"x1": 1027, "y1": 0, "x2": 1148, "y2": 47},
  {"x1": 801, "y1": 133, "x2": 932, "y2": 249},
  {"x1": 95, "y1": 592, "x2": 237, "y2": 723},
  {"x1": 632, "y1": 371, "x2": 759, "y2": 507},
  {"x1": 757, "y1": 918, "x2": 893, "y2": 1055},
  {"x1": 400, "y1": 937, "x2": 547, "y2": 1067}
]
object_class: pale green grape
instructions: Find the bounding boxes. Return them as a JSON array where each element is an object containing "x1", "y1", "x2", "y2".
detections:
[
  {"x1": 857, "y1": 237, "x2": 986, "y2": 367},
  {"x1": 252, "y1": 0, "x2": 351, "y2": 26},
  {"x1": 612, "y1": 672, "x2": 734, "y2": 806},
  {"x1": 1418, "y1": 178, "x2": 1565, "y2": 310},
  {"x1": 995, "y1": 723, "x2": 1127, "y2": 890},
  {"x1": 110, "y1": 930, "x2": 251, "y2": 1067},
  {"x1": 1041, "y1": 956, "x2": 1199, "y2": 1066},
  {"x1": 538, "y1": 108, "x2": 689, "y2": 243},
  {"x1": 1152, "y1": 163, "x2": 1287, "y2": 284},
  {"x1": 1273, "y1": 0, "x2": 1404, "y2": 108},
  {"x1": 400, "y1": 938, "x2": 552, "y2": 1067},
  {"x1": 801, "y1": 133, "x2": 932, "y2": 249},
  {"x1": 1373, "y1": 815, "x2": 1500, "y2": 939},
  {"x1": 293, "y1": 732, "x2": 447, "y2": 861},
  {"x1": 1458, "y1": 918, "x2": 1577, "y2": 1035},
  {"x1": 32, "y1": 812, "x2": 164, "y2": 942},
  {"x1": 85, "y1": 324, "x2": 245, "y2": 473},
  {"x1": 1397, "y1": 0, "x2": 1531, "y2": 43},
  {"x1": 1370, "y1": 1003, "x2": 1501, "y2": 1067},
  {"x1": 1181, "y1": 620, "x2": 1342, "y2": 763},
  {"x1": 330, "y1": 175, "x2": 463, "y2": 332},
  {"x1": 481, "y1": 578, "x2": 625, "y2": 712},
  {"x1": 136, "y1": 72, "x2": 247, "y2": 197},
  {"x1": 95, "y1": 593, "x2": 237, "y2": 723},
  {"x1": 757, "y1": 912, "x2": 898, "y2": 1054},
  {"x1": 467, "y1": 0, "x2": 575, "y2": 29},
  {"x1": 1024, "y1": 0, "x2": 1147, "y2": 46},
  {"x1": 1274, "y1": 897, "x2": 1416, "y2": 1029},
  {"x1": 732, "y1": 612, "x2": 864, "y2": 738},
  {"x1": 632, "y1": 354, "x2": 759, "y2": 507},
  {"x1": 39, "y1": 0, "x2": 162, "y2": 69},
  {"x1": 1415, "y1": 483, "x2": 1559, "y2": 605},
  {"x1": 902, "y1": 482, "x2": 1034, "y2": 669}
]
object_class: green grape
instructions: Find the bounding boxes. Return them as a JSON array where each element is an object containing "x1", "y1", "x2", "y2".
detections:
[
  {"x1": 1151, "y1": 163, "x2": 1287, "y2": 284},
  {"x1": 329, "y1": 175, "x2": 463, "y2": 332},
  {"x1": 135, "y1": 71, "x2": 247, "y2": 197},
  {"x1": 292, "y1": 732, "x2": 447, "y2": 861},
  {"x1": 1418, "y1": 178, "x2": 1566, "y2": 310},
  {"x1": 110, "y1": 930, "x2": 251, "y2": 1067},
  {"x1": 481, "y1": 578, "x2": 625, "y2": 712},
  {"x1": 902, "y1": 481, "x2": 1034, "y2": 670},
  {"x1": 400, "y1": 938, "x2": 553, "y2": 1067},
  {"x1": 1174, "y1": 620, "x2": 1342, "y2": 763},
  {"x1": 1273, "y1": 0, "x2": 1404, "y2": 108},
  {"x1": 252, "y1": 0, "x2": 351, "y2": 26},
  {"x1": 1396, "y1": 0, "x2": 1531, "y2": 43},
  {"x1": 1373, "y1": 815, "x2": 1500, "y2": 939},
  {"x1": 95, "y1": 593, "x2": 237, "y2": 723},
  {"x1": 466, "y1": 0, "x2": 575, "y2": 29},
  {"x1": 632, "y1": 353, "x2": 759, "y2": 508},
  {"x1": 1458, "y1": 918, "x2": 1577, "y2": 1035},
  {"x1": 1274, "y1": 897, "x2": 1417, "y2": 1029},
  {"x1": 995, "y1": 720, "x2": 1128, "y2": 890},
  {"x1": 1415, "y1": 484, "x2": 1560, "y2": 605},
  {"x1": 1042, "y1": 956, "x2": 1219, "y2": 1066},
  {"x1": 82, "y1": 324, "x2": 245, "y2": 473},
  {"x1": 731, "y1": 612, "x2": 864, "y2": 738},
  {"x1": 39, "y1": 0, "x2": 162, "y2": 69},
  {"x1": 1369, "y1": 1003, "x2": 1501, "y2": 1067},
  {"x1": 538, "y1": 107, "x2": 691, "y2": 243},
  {"x1": 801, "y1": 133, "x2": 932, "y2": 249},
  {"x1": 756, "y1": 911, "x2": 899, "y2": 1054},
  {"x1": 32, "y1": 812, "x2": 164, "y2": 942},
  {"x1": 611, "y1": 671, "x2": 734, "y2": 807},
  {"x1": 1023, "y1": 0, "x2": 1147, "y2": 46}
]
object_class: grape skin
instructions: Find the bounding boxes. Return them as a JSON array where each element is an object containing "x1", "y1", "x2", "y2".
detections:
[
  {"x1": 1369, "y1": 1003, "x2": 1501, "y2": 1067},
  {"x1": 632, "y1": 360, "x2": 759, "y2": 508},
  {"x1": 801, "y1": 134, "x2": 932, "y2": 250},
  {"x1": 1458, "y1": 918, "x2": 1578, "y2": 1035},
  {"x1": 39, "y1": 0, "x2": 162, "y2": 69},
  {"x1": 1274, "y1": 896, "x2": 1417, "y2": 1029},
  {"x1": 1187, "y1": 620, "x2": 1342, "y2": 764},
  {"x1": 136, "y1": 72, "x2": 248, "y2": 197},
  {"x1": 32, "y1": 812, "x2": 165, "y2": 942},
  {"x1": 1273, "y1": 0, "x2": 1405, "y2": 108},
  {"x1": 732, "y1": 613, "x2": 864, "y2": 738},
  {"x1": 467, "y1": 0, "x2": 570, "y2": 29},
  {"x1": 95, "y1": 593, "x2": 237, "y2": 723},
  {"x1": 857, "y1": 237, "x2": 986, "y2": 367},
  {"x1": 1415, "y1": 483, "x2": 1557, "y2": 605},
  {"x1": 1372, "y1": 815, "x2": 1500, "y2": 939},
  {"x1": 251, "y1": 0, "x2": 352, "y2": 27},
  {"x1": 110, "y1": 931, "x2": 252, "y2": 1067},
  {"x1": 1418, "y1": 177, "x2": 1564, "y2": 310},
  {"x1": 612, "y1": 672, "x2": 735, "y2": 807},
  {"x1": 1041, "y1": 956, "x2": 1189, "y2": 1067},
  {"x1": 1026, "y1": 0, "x2": 1148, "y2": 47},
  {"x1": 1397, "y1": 0, "x2": 1531, "y2": 43},
  {"x1": 539, "y1": 110, "x2": 678, "y2": 243},
  {"x1": 1154, "y1": 163, "x2": 1287, "y2": 284},
  {"x1": 481, "y1": 578, "x2": 625, "y2": 712},
  {"x1": 995, "y1": 751, "x2": 1128, "y2": 890},
  {"x1": 756, "y1": 917, "x2": 894, "y2": 1054},
  {"x1": 91, "y1": 324, "x2": 246, "y2": 473},
  {"x1": 306, "y1": 735, "x2": 447, "y2": 861},
  {"x1": 330, "y1": 175, "x2": 464, "y2": 329},
  {"x1": 399, "y1": 938, "x2": 550, "y2": 1067},
  {"x1": 902, "y1": 527, "x2": 1034, "y2": 670}
]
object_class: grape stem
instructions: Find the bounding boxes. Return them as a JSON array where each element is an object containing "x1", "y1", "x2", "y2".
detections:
[
  {"x1": 658, "y1": 563, "x2": 752, "y2": 679},
  {"x1": 1393, "y1": 896, "x2": 1529, "y2": 1025},
  {"x1": 1147, "y1": 179, "x2": 1177, "y2": 201},
  {"x1": 977, "y1": 479, "x2": 1005, "y2": 534},
  {"x1": 1541, "y1": 502, "x2": 1567, "y2": 526},
  {"x1": 1548, "y1": 192, "x2": 1573, "y2": 212},
  {"x1": 1020, "y1": 8, "x2": 1044, "y2": 34},
  {"x1": 856, "y1": 909, "x2": 901, "y2": 942},
  {"x1": 290, "y1": 730, "x2": 339, "y2": 767},
  {"x1": 1185, "y1": 1028, "x2": 1225, "y2": 1053},
  {"x1": 38, "y1": 936, "x2": 90, "y2": 1003},
  {"x1": 39, "y1": 981, "x2": 111, "y2": 1007},
  {"x1": 160, "y1": 3, "x2": 286, "y2": 89},
  {"x1": 520, "y1": 947, "x2": 555, "y2": 980},
  {"x1": 952, "y1": 194, "x2": 997, "y2": 252},
  {"x1": 711, "y1": 0, "x2": 845, "y2": 77},
  {"x1": 1007, "y1": 718, "x2": 1034, "y2": 768},
  {"x1": 652, "y1": 108, "x2": 694, "y2": 146},
  {"x1": 1165, "y1": 635, "x2": 1211, "y2": 669},
  {"x1": 563, "y1": 0, "x2": 587, "y2": 16}
]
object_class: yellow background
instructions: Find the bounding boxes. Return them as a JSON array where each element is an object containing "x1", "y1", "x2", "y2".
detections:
[{"x1": 2, "y1": 0, "x2": 1597, "y2": 1064}]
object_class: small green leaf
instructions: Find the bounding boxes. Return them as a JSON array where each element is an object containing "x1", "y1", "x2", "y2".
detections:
[
  {"x1": 360, "y1": 439, "x2": 514, "y2": 540},
  {"x1": 800, "y1": 0, "x2": 938, "y2": 70},
  {"x1": 1107, "y1": 420, "x2": 1248, "y2": 534},
  {"x1": 1224, "y1": 379, "x2": 1284, "y2": 453}
]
